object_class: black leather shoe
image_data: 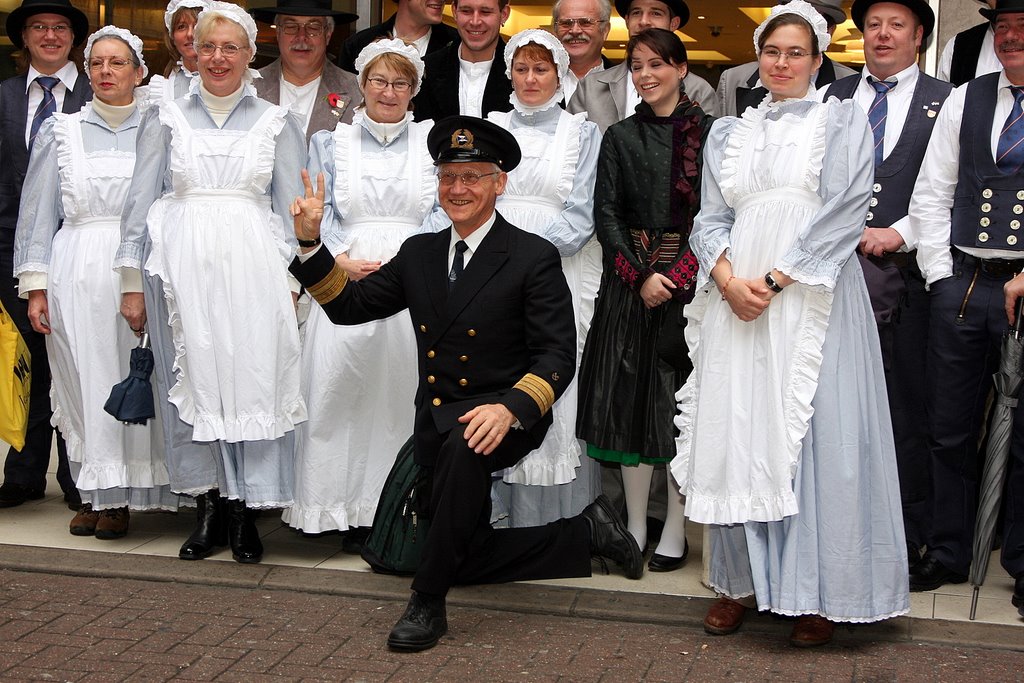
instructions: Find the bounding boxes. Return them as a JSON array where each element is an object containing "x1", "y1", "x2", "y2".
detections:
[
  {"x1": 387, "y1": 593, "x2": 448, "y2": 652},
  {"x1": 648, "y1": 540, "x2": 689, "y2": 572},
  {"x1": 906, "y1": 542, "x2": 922, "y2": 572},
  {"x1": 1012, "y1": 575, "x2": 1023, "y2": 615},
  {"x1": 63, "y1": 489, "x2": 82, "y2": 511},
  {"x1": 228, "y1": 499, "x2": 263, "y2": 564},
  {"x1": 909, "y1": 552, "x2": 968, "y2": 592},
  {"x1": 0, "y1": 482, "x2": 44, "y2": 508},
  {"x1": 580, "y1": 494, "x2": 643, "y2": 579},
  {"x1": 179, "y1": 489, "x2": 228, "y2": 560}
]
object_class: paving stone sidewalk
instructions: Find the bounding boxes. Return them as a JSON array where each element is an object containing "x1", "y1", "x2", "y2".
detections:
[{"x1": 0, "y1": 568, "x2": 1022, "y2": 682}]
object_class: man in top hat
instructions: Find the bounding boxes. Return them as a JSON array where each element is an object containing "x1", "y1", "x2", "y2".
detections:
[
  {"x1": 0, "y1": 0, "x2": 91, "y2": 509},
  {"x1": 411, "y1": 0, "x2": 512, "y2": 122},
  {"x1": 567, "y1": 0, "x2": 716, "y2": 131},
  {"x1": 910, "y1": 0, "x2": 1024, "y2": 610},
  {"x1": 289, "y1": 115, "x2": 642, "y2": 652},
  {"x1": 820, "y1": 0, "x2": 952, "y2": 573},
  {"x1": 937, "y1": 0, "x2": 1001, "y2": 86},
  {"x1": 553, "y1": 0, "x2": 613, "y2": 103},
  {"x1": 252, "y1": 0, "x2": 361, "y2": 141},
  {"x1": 715, "y1": 0, "x2": 857, "y2": 118},
  {"x1": 337, "y1": 0, "x2": 459, "y2": 74}
]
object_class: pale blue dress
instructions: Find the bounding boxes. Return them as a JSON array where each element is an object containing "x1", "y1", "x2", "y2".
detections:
[{"x1": 671, "y1": 93, "x2": 910, "y2": 622}]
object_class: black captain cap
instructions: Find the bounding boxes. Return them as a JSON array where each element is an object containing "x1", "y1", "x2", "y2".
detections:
[{"x1": 427, "y1": 116, "x2": 522, "y2": 172}]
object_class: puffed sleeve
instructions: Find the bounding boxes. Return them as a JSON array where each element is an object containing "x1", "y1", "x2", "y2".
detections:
[
  {"x1": 689, "y1": 117, "x2": 739, "y2": 291},
  {"x1": 13, "y1": 116, "x2": 64, "y2": 294},
  {"x1": 307, "y1": 129, "x2": 348, "y2": 256},
  {"x1": 115, "y1": 106, "x2": 171, "y2": 292},
  {"x1": 775, "y1": 99, "x2": 874, "y2": 289},
  {"x1": 536, "y1": 119, "x2": 600, "y2": 257}
]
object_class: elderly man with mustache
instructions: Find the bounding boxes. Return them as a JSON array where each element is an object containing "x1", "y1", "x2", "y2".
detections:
[
  {"x1": 252, "y1": 0, "x2": 361, "y2": 141},
  {"x1": 553, "y1": 0, "x2": 611, "y2": 102}
]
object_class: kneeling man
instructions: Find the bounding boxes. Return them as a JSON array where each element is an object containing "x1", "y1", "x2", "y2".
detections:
[{"x1": 289, "y1": 115, "x2": 641, "y2": 652}]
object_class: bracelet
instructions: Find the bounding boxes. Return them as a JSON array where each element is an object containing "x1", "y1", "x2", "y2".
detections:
[
  {"x1": 297, "y1": 236, "x2": 322, "y2": 248},
  {"x1": 764, "y1": 272, "x2": 784, "y2": 293},
  {"x1": 721, "y1": 275, "x2": 736, "y2": 300}
]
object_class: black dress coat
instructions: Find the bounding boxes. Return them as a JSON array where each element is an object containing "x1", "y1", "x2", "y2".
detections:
[
  {"x1": 337, "y1": 16, "x2": 459, "y2": 74},
  {"x1": 411, "y1": 39, "x2": 513, "y2": 122}
]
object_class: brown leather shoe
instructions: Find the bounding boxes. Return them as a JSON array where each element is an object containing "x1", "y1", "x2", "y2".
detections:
[
  {"x1": 703, "y1": 597, "x2": 746, "y2": 635},
  {"x1": 790, "y1": 615, "x2": 834, "y2": 648},
  {"x1": 95, "y1": 507, "x2": 129, "y2": 540},
  {"x1": 69, "y1": 504, "x2": 99, "y2": 536}
]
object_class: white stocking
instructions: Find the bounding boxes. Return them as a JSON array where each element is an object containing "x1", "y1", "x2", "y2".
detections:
[
  {"x1": 654, "y1": 470, "x2": 687, "y2": 559},
  {"x1": 620, "y1": 463, "x2": 654, "y2": 550}
]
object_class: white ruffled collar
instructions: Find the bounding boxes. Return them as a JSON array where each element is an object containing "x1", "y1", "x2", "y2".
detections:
[
  {"x1": 761, "y1": 83, "x2": 818, "y2": 111},
  {"x1": 510, "y1": 90, "x2": 563, "y2": 117}
]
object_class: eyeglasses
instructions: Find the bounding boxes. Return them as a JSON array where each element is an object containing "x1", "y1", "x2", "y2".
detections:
[
  {"x1": 197, "y1": 42, "x2": 247, "y2": 57},
  {"x1": 760, "y1": 47, "x2": 812, "y2": 61},
  {"x1": 555, "y1": 17, "x2": 604, "y2": 30},
  {"x1": 366, "y1": 76, "x2": 413, "y2": 92},
  {"x1": 278, "y1": 21, "x2": 326, "y2": 36},
  {"x1": 437, "y1": 170, "x2": 500, "y2": 186},
  {"x1": 87, "y1": 57, "x2": 133, "y2": 71},
  {"x1": 26, "y1": 23, "x2": 70, "y2": 35}
]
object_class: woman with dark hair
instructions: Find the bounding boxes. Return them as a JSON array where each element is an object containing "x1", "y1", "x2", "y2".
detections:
[
  {"x1": 671, "y1": 0, "x2": 908, "y2": 646},
  {"x1": 148, "y1": 0, "x2": 208, "y2": 104},
  {"x1": 577, "y1": 27, "x2": 710, "y2": 573},
  {"x1": 283, "y1": 40, "x2": 440, "y2": 536}
]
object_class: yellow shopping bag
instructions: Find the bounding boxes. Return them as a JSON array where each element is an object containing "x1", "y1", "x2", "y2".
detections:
[{"x1": 0, "y1": 301, "x2": 30, "y2": 450}]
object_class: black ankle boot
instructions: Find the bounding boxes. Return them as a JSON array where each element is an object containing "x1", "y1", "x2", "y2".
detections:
[
  {"x1": 228, "y1": 499, "x2": 263, "y2": 564},
  {"x1": 179, "y1": 489, "x2": 228, "y2": 560}
]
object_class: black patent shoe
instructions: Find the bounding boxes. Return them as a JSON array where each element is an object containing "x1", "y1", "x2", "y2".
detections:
[
  {"x1": 908, "y1": 552, "x2": 967, "y2": 592},
  {"x1": 179, "y1": 489, "x2": 228, "y2": 560},
  {"x1": 387, "y1": 593, "x2": 448, "y2": 652},
  {"x1": 648, "y1": 539, "x2": 689, "y2": 572},
  {"x1": 580, "y1": 494, "x2": 643, "y2": 579},
  {"x1": 1012, "y1": 575, "x2": 1023, "y2": 615},
  {"x1": 228, "y1": 499, "x2": 264, "y2": 564},
  {"x1": 0, "y1": 482, "x2": 44, "y2": 508}
]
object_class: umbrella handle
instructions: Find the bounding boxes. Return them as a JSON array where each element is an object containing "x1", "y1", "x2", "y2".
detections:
[
  {"x1": 138, "y1": 332, "x2": 150, "y2": 350},
  {"x1": 1016, "y1": 298, "x2": 1024, "y2": 337}
]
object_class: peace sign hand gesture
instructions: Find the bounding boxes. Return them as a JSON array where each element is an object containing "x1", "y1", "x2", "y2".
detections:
[{"x1": 291, "y1": 169, "x2": 325, "y2": 247}]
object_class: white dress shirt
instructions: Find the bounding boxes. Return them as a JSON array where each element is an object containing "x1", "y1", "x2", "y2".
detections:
[
  {"x1": 911, "y1": 71, "x2": 1024, "y2": 285},
  {"x1": 447, "y1": 211, "x2": 495, "y2": 271},
  {"x1": 853, "y1": 62, "x2": 919, "y2": 247},
  {"x1": 937, "y1": 25, "x2": 1001, "y2": 83},
  {"x1": 279, "y1": 75, "x2": 321, "y2": 134},
  {"x1": 459, "y1": 51, "x2": 493, "y2": 117},
  {"x1": 24, "y1": 61, "x2": 79, "y2": 146}
]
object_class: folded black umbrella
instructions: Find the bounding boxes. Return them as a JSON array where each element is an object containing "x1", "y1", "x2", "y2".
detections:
[{"x1": 104, "y1": 332, "x2": 156, "y2": 425}]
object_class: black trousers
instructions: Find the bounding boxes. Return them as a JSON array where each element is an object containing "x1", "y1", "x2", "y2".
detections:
[
  {"x1": 861, "y1": 253, "x2": 932, "y2": 549},
  {"x1": 925, "y1": 251, "x2": 1024, "y2": 578},
  {"x1": 411, "y1": 426, "x2": 593, "y2": 597},
  {"x1": 0, "y1": 229, "x2": 72, "y2": 494}
]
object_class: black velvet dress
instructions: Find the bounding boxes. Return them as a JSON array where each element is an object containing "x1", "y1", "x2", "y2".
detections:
[{"x1": 576, "y1": 92, "x2": 711, "y2": 464}]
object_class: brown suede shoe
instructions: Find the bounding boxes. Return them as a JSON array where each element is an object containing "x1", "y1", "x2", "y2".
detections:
[
  {"x1": 703, "y1": 596, "x2": 746, "y2": 635},
  {"x1": 789, "y1": 615, "x2": 834, "y2": 648},
  {"x1": 94, "y1": 507, "x2": 129, "y2": 540},
  {"x1": 69, "y1": 504, "x2": 99, "y2": 536}
]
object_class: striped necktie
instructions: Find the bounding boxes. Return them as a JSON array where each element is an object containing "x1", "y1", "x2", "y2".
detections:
[
  {"x1": 29, "y1": 76, "x2": 59, "y2": 152},
  {"x1": 448, "y1": 240, "x2": 468, "y2": 291},
  {"x1": 997, "y1": 86, "x2": 1024, "y2": 174},
  {"x1": 868, "y1": 77, "x2": 897, "y2": 167}
]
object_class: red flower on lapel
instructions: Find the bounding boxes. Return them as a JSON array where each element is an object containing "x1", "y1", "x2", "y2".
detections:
[{"x1": 326, "y1": 92, "x2": 346, "y2": 117}]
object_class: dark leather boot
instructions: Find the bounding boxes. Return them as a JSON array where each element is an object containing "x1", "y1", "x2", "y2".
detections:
[
  {"x1": 179, "y1": 489, "x2": 228, "y2": 560},
  {"x1": 228, "y1": 499, "x2": 263, "y2": 564}
]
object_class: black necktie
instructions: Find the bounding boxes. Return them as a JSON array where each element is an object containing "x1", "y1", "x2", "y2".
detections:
[
  {"x1": 448, "y1": 240, "x2": 468, "y2": 291},
  {"x1": 29, "y1": 76, "x2": 59, "y2": 152}
]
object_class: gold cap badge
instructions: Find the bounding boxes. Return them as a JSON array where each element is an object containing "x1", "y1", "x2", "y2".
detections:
[{"x1": 451, "y1": 128, "x2": 475, "y2": 149}]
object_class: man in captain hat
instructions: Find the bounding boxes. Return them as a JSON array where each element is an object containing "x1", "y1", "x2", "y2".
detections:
[{"x1": 288, "y1": 115, "x2": 642, "y2": 652}]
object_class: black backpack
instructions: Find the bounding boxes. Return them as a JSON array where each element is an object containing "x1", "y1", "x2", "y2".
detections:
[{"x1": 360, "y1": 436, "x2": 433, "y2": 575}]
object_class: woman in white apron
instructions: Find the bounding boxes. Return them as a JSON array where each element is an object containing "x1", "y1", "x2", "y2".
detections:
[
  {"x1": 283, "y1": 40, "x2": 441, "y2": 537},
  {"x1": 116, "y1": 2, "x2": 307, "y2": 564},
  {"x1": 147, "y1": 0, "x2": 207, "y2": 106},
  {"x1": 14, "y1": 27, "x2": 179, "y2": 540},
  {"x1": 485, "y1": 30, "x2": 602, "y2": 527}
]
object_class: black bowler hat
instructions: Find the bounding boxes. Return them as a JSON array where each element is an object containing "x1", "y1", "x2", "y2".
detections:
[
  {"x1": 6, "y1": 0, "x2": 89, "y2": 48},
  {"x1": 249, "y1": 0, "x2": 357, "y2": 25},
  {"x1": 851, "y1": 0, "x2": 935, "y2": 39},
  {"x1": 428, "y1": 116, "x2": 522, "y2": 172},
  {"x1": 981, "y1": 0, "x2": 1024, "y2": 21},
  {"x1": 613, "y1": 0, "x2": 690, "y2": 28}
]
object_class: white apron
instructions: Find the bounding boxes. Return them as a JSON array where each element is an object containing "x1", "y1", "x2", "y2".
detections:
[{"x1": 144, "y1": 102, "x2": 306, "y2": 443}]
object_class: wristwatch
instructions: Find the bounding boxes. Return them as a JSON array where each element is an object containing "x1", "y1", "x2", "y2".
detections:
[
  {"x1": 297, "y1": 236, "x2": 322, "y2": 248},
  {"x1": 764, "y1": 272, "x2": 784, "y2": 293}
]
